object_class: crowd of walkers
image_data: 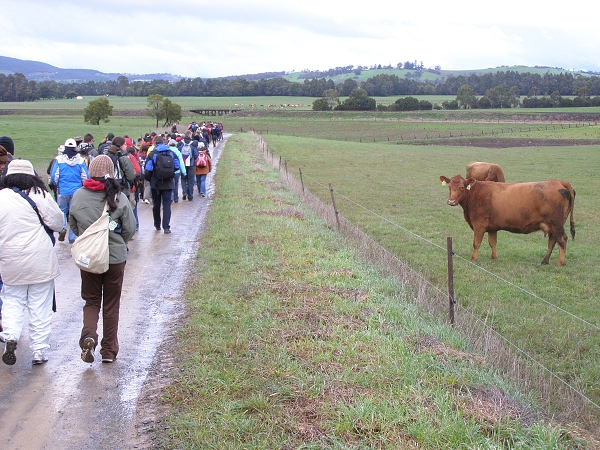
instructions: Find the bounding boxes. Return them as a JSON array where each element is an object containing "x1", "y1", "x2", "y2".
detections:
[{"x1": 0, "y1": 121, "x2": 220, "y2": 366}]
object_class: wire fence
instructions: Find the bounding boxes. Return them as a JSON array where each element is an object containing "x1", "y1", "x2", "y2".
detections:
[{"x1": 250, "y1": 130, "x2": 600, "y2": 434}]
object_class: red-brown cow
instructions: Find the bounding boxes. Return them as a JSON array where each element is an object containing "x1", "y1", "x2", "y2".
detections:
[
  {"x1": 439, "y1": 174, "x2": 575, "y2": 266},
  {"x1": 466, "y1": 161, "x2": 505, "y2": 182}
]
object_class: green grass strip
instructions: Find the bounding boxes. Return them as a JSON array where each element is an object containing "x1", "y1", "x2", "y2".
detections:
[{"x1": 162, "y1": 133, "x2": 586, "y2": 449}]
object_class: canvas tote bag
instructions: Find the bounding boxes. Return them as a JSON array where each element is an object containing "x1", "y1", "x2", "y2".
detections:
[{"x1": 71, "y1": 203, "x2": 110, "y2": 274}]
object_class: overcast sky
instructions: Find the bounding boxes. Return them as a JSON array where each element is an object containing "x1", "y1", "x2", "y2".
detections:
[{"x1": 3, "y1": 0, "x2": 599, "y2": 79}]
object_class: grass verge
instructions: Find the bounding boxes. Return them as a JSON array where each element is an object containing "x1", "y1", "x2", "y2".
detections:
[{"x1": 161, "y1": 133, "x2": 592, "y2": 448}]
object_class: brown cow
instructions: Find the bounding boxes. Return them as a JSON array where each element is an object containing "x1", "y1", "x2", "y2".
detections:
[
  {"x1": 439, "y1": 174, "x2": 575, "y2": 266},
  {"x1": 466, "y1": 162, "x2": 505, "y2": 182}
]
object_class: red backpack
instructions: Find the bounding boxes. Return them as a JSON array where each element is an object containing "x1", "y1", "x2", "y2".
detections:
[
  {"x1": 195, "y1": 152, "x2": 208, "y2": 168},
  {"x1": 127, "y1": 153, "x2": 142, "y2": 192}
]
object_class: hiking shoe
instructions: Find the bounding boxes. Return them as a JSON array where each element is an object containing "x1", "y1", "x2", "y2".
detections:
[
  {"x1": 32, "y1": 350, "x2": 48, "y2": 365},
  {"x1": 164, "y1": 229, "x2": 172, "y2": 234},
  {"x1": 81, "y1": 337, "x2": 95, "y2": 363},
  {"x1": 182, "y1": 194, "x2": 187, "y2": 200},
  {"x1": 58, "y1": 228, "x2": 67, "y2": 242},
  {"x1": 155, "y1": 226, "x2": 161, "y2": 231},
  {"x1": 101, "y1": 357, "x2": 115, "y2": 363},
  {"x1": 3, "y1": 337, "x2": 17, "y2": 365},
  {"x1": 200, "y1": 193, "x2": 206, "y2": 197}
]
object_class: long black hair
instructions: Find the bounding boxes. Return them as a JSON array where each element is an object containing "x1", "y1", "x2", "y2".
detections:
[
  {"x1": 0, "y1": 173, "x2": 49, "y2": 196},
  {"x1": 89, "y1": 177, "x2": 121, "y2": 212}
]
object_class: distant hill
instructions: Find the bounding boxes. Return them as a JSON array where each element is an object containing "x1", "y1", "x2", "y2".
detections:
[
  {"x1": 0, "y1": 55, "x2": 181, "y2": 83},
  {"x1": 1, "y1": 55, "x2": 596, "y2": 85}
]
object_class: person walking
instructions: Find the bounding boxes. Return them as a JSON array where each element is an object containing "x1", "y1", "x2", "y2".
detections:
[
  {"x1": 178, "y1": 133, "x2": 197, "y2": 201},
  {"x1": 167, "y1": 139, "x2": 186, "y2": 203},
  {"x1": 0, "y1": 160, "x2": 64, "y2": 365},
  {"x1": 143, "y1": 136, "x2": 179, "y2": 233},
  {"x1": 194, "y1": 143, "x2": 211, "y2": 198},
  {"x1": 69, "y1": 155, "x2": 136, "y2": 363},
  {"x1": 50, "y1": 138, "x2": 89, "y2": 243}
]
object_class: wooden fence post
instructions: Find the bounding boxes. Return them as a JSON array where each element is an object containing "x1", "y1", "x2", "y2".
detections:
[
  {"x1": 329, "y1": 183, "x2": 341, "y2": 231},
  {"x1": 299, "y1": 168, "x2": 305, "y2": 194},
  {"x1": 447, "y1": 236, "x2": 456, "y2": 326}
]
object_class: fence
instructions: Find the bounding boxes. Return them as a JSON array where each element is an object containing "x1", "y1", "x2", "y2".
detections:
[{"x1": 250, "y1": 130, "x2": 600, "y2": 434}]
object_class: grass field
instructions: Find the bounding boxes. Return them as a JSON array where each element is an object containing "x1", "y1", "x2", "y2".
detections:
[{"x1": 1, "y1": 99, "x2": 599, "y2": 436}]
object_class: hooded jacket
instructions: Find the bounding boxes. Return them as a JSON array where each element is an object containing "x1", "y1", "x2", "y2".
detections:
[
  {"x1": 0, "y1": 187, "x2": 64, "y2": 285},
  {"x1": 50, "y1": 149, "x2": 89, "y2": 196},
  {"x1": 144, "y1": 143, "x2": 181, "y2": 190}
]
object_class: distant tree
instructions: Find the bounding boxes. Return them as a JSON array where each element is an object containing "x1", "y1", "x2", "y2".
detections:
[
  {"x1": 146, "y1": 94, "x2": 165, "y2": 127},
  {"x1": 83, "y1": 97, "x2": 113, "y2": 125},
  {"x1": 312, "y1": 98, "x2": 330, "y2": 111},
  {"x1": 117, "y1": 76, "x2": 129, "y2": 97},
  {"x1": 477, "y1": 97, "x2": 492, "y2": 109},
  {"x1": 338, "y1": 78, "x2": 358, "y2": 96},
  {"x1": 456, "y1": 84, "x2": 477, "y2": 109},
  {"x1": 322, "y1": 89, "x2": 340, "y2": 109},
  {"x1": 335, "y1": 88, "x2": 376, "y2": 111},
  {"x1": 442, "y1": 99, "x2": 459, "y2": 110},
  {"x1": 65, "y1": 91, "x2": 78, "y2": 99},
  {"x1": 160, "y1": 98, "x2": 182, "y2": 126}
]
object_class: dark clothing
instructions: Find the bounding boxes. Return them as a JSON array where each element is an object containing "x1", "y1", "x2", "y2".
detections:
[
  {"x1": 79, "y1": 262, "x2": 126, "y2": 360},
  {"x1": 151, "y1": 187, "x2": 173, "y2": 231}
]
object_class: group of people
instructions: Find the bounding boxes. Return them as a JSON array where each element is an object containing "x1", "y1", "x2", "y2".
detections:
[{"x1": 0, "y1": 124, "x2": 216, "y2": 366}]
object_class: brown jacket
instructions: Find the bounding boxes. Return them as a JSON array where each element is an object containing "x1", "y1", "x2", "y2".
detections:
[{"x1": 194, "y1": 150, "x2": 211, "y2": 175}]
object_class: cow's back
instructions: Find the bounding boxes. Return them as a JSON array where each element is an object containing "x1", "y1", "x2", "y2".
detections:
[
  {"x1": 479, "y1": 180, "x2": 570, "y2": 233},
  {"x1": 466, "y1": 161, "x2": 506, "y2": 182}
]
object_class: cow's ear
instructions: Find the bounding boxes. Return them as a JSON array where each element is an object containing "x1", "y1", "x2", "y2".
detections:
[{"x1": 439, "y1": 176, "x2": 450, "y2": 186}]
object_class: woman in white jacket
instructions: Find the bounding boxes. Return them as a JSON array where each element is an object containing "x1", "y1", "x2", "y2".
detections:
[{"x1": 0, "y1": 160, "x2": 64, "y2": 366}]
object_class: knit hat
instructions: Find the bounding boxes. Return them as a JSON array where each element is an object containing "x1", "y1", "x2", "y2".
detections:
[
  {"x1": 168, "y1": 139, "x2": 177, "y2": 146},
  {"x1": 89, "y1": 155, "x2": 114, "y2": 179},
  {"x1": 0, "y1": 136, "x2": 15, "y2": 155},
  {"x1": 0, "y1": 146, "x2": 9, "y2": 163},
  {"x1": 6, "y1": 159, "x2": 35, "y2": 176},
  {"x1": 106, "y1": 132, "x2": 115, "y2": 139}
]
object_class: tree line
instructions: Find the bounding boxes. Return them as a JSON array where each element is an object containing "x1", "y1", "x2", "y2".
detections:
[{"x1": 2, "y1": 69, "x2": 600, "y2": 103}]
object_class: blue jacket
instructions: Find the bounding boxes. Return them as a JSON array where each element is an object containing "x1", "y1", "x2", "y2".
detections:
[
  {"x1": 50, "y1": 153, "x2": 89, "y2": 196},
  {"x1": 144, "y1": 144, "x2": 180, "y2": 190}
]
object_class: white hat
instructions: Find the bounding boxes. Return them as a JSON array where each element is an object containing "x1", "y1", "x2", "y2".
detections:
[
  {"x1": 64, "y1": 138, "x2": 77, "y2": 148},
  {"x1": 6, "y1": 159, "x2": 35, "y2": 176}
]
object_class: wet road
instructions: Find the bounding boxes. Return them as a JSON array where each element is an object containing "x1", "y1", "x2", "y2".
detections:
[{"x1": 0, "y1": 135, "x2": 227, "y2": 449}]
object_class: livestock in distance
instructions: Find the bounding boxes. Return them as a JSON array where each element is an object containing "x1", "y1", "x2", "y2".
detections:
[{"x1": 439, "y1": 174, "x2": 575, "y2": 266}]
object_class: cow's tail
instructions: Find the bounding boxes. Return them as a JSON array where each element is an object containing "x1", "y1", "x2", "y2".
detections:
[{"x1": 564, "y1": 181, "x2": 576, "y2": 240}]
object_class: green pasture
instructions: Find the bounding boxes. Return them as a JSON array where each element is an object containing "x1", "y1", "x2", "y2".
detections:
[
  {"x1": 261, "y1": 133, "x2": 600, "y2": 410},
  {"x1": 2, "y1": 106, "x2": 600, "y2": 419}
]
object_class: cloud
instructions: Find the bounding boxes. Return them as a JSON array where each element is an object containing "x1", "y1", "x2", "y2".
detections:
[{"x1": 2, "y1": 0, "x2": 600, "y2": 78}]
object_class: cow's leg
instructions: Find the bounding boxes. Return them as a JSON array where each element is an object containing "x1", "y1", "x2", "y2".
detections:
[
  {"x1": 487, "y1": 231, "x2": 498, "y2": 259},
  {"x1": 556, "y1": 233, "x2": 567, "y2": 266},
  {"x1": 542, "y1": 234, "x2": 557, "y2": 265},
  {"x1": 471, "y1": 230, "x2": 486, "y2": 261}
]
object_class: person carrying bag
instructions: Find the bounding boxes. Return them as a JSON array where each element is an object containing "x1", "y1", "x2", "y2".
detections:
[
  {"x1": 69, "y1": 155, "x2": 136, "y2": 364},
  {"x1": 70, "y1": 203, "x2": 110, "y2": 274}
]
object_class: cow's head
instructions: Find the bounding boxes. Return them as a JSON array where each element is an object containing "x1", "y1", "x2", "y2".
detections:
[{"x1": 439, "y1": 174, "x2": 475, "y2": 206}]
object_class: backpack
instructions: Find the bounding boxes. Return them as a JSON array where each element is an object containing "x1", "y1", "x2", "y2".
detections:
[
  {"x1": 127, "y1": 153, "x2": 142, "y2": 191},
  {"x1": 195, "y1": 152, "x2": 208, "y2": 168},
  {"x1": 153, "y1": 150, "x2": 175, "y2": 180},
  {"x1": 180, "y1": 141, "x2": 192, "y2": 156},
  {"x1": 70, "y1": 203, "x2": 110, "y2": 274}
]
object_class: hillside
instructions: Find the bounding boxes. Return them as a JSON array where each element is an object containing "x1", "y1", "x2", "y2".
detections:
[
  {"x1": 1, "y1": 55, "x2": 594, "y2": 85},
  {"x1": 0, "y1": 55, "x2": 180, "y2": 83}
]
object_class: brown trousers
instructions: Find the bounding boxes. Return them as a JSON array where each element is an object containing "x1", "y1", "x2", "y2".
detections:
[{"x1": 79, "y1": 262, "x2": 126, "y2": 360}]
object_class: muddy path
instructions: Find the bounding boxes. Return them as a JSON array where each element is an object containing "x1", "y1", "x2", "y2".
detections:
[{"x1": 0, "y1": 135, "x2": 228, "y2": 449}]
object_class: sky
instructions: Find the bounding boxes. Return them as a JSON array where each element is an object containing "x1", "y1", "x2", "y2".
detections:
[{"x1": 3, "y1": 0, "x2": 600, "y2": 79}]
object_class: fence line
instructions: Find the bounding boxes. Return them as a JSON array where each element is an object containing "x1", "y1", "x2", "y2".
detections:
[{"x1": 250, "y1": 130, "x2": 600, "y2": 431}]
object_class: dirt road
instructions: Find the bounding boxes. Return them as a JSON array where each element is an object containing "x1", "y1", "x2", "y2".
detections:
[{"x1": 0, "y1": 135, "x2": 227, "y2": 449}]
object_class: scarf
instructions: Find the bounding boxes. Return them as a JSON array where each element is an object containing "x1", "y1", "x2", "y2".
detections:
[{"x1": 83, "y1": 179, "x2": 106, "y2": 191}]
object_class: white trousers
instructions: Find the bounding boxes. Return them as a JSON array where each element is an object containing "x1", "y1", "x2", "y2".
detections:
[{"x1": 0, "y1": 280, "x2": 54, "y2": 351}]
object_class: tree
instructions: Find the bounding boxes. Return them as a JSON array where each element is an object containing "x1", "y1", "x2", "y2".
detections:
[
  {"x1": 83, "y1": 97, "x2": 113, "y2": 125},
  {"x1": 160, "y1": 98, "x2": 182, "y2": 126},
  {"x1": 312, "y1": 98, "x2": 330, "y2": 111},
  {"x1": 456, "y1": 84, "x2": 477, "y2": 109},
  {"x1": 117, "y1": 76, "x2": 129, "y2": 97},
  {"x1": 146, "y1": 94, "x2": 165, "y2": 128},
  {"x1": 335, "y1": 88, "x2": 376, "y2": 111},
  {"x1": 322, "y1": 89, "x2": 340, "y2": 109}
]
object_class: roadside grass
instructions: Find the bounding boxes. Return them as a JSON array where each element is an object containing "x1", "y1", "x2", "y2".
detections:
[
  {"x1": 258, "y1": 134, "x2": 600, "y2": 423},
  {"x1": 162, "y1": 133, "x2": 589, "y2": 448}
]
